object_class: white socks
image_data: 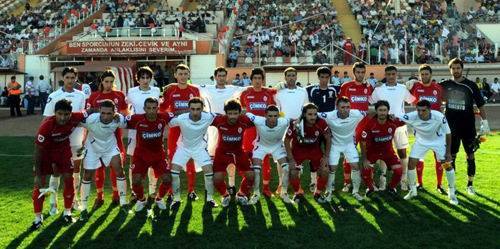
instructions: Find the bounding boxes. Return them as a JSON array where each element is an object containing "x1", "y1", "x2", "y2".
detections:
[
  {"x1": 407, "y1": 169, "x2": 417, "y2": 192},
  {"x1": 327, "y1": 170, "x2": 336, "y2": 193},
  {"x1": 116, "y1": 177, "x2": 127, "y2": 205},
  {"x1": 227, "y1": 164, "x2": 236, "y2": 187},
  {"x1": 281, "y1": 164, "x2": 290, "y2": 194},
  {"x1": 311, "y1": 171, "x2": 317, "y2": 185},
  {"x1": 252, "y1": 165, "x2": 261, "y2": 193},
  {"x1": 276, "y1": 164, "x2": 283, "y2": 187},
  {"x1": 401, "y1": 158, "x2": 409, "y2": 182},
  {"x1": 351, "y1": 169, "x2": 361, "y2": 194},
  {"x1": 171, "y1": 170, "x2": 181, "y2": 201},
  {"x1": 204, "y1": 173, "x2": 215, "y2": 201},
  {"x1": 148, "y1": 167, "x2": 158, "y2": 196},
  {"x1": 49, "y1": 175, "x2": 60, "y2": 205},
  {"x1": 80, "y1": 180, "x2": 91, "y2": 210},
  {"x1": 446, "y1": 169, "x2": 456, "y2": 191}
]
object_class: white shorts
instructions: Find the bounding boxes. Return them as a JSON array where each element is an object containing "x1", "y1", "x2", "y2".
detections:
[
  {"x1": 83, "y1": 145, "x2": 121, "y2": 170},
  {"x1": 127, "y1": 129, "x2": 136, "y2": 156},
  {"x1": 71, "y1": 145, "x2": 84, "y2": 160},
  {"x1": 329, "y1": 142, "x2": 359, "y2": 165},
  {"x1": 206, "y1": 126, "x2": 218, "y2": 157},
  {"x1": 409, "y1": 141, "x2": 446, "y2": 161},
  {"x1": 252, "y1": 144, "x2": 287, "y2": 161},
  {"x1": 171, "y1": 146, "x2": 212, "y2": 172},
  {"x1": 393, "y1": 125, "x2": 409, "y2": 150}
]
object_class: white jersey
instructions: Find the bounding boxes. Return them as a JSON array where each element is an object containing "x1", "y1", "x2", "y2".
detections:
[
  {"x1": 43, "y1": 88, "x2": 86, "y2": 147},
  {"x1": 275, "y1": 87, "x2": 309, "y2": 119},
  {"x1": 126, "y1": 86, "x2": 161, "y2": 115},
  {"x1": 199, "y1": 84, "x2": 244, "y2": 113},
  {"x1": 80, "y1": 113, "x2": 127, "y2": 153},
  {"x1": 169, "y1": 112, "x2": 216, "y2": 149},
  {"x1": 81, "y1": 83, "x2": 92, "y2": 99},
  {"x1": 370, "y1": 83, "x2": 415, "y2": 116},
  {"x1": 398, "y1": 110, "x2": 451, "y2": 146},
  {"x1": 246, "y1": 113, "x2": 289, "y2": 147},
  {"x1": 320, "y1": 110, "x2": 364, "y2": 145}
]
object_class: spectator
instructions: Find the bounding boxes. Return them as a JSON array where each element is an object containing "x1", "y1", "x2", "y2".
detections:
[
  {"x1": 367, "y1": 72, "x2": 377, "y2": 87},
  {"x1": 330, "y1": 70, "x2": 341, "y2": 86},
  {"x1": 0, "y1": 86, "x2": 8, "y2": 106},
  {"x1": 7, "y1": 76, "x2": 22, "y2": 117},
  {"x1": 37, "y1": 75, "x2": 51, "y2": 113},
  {"x1": 340, "y1": 71, "x2": 351, "y2": 84},
  {"x1": 491, "y1": 78, "x2": 499, "y2": 103},
  {"x1": 343, "y1": 37, "x2": 356, "y2": 65},
  {"x1": 24, "y1": 76, "x2": 37, "y2": 115},
  {"x1": 228, "y1": 49, "x2": 239, "y2": 67},
  {"x1": 241, "y1": 72, "x2": 251, "y2": 86},
  {"x1": 232, "y1": 74, "x2": 242, "y2": 86}
]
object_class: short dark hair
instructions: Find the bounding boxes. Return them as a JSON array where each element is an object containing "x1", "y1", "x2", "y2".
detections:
[
  {"x1": 384, "y1": 65, "x2": 397, "y2": 72},
  {"x1": 214, "y1": 67, "x2": 227, "y2": 76},
  {"x1": 29, "y1": 76, "x2": 34, "y2": 80},
  {"x1": 336, "y1": 96, "x2": 350, "y2": 105},
  {"x1": 352, "y1": 62, "x2": 366, "y2": 73},
  {"x1": 54, "y1": 99, "x2": 72, "y2": 112},
  {"x1": 284, "y1": 67, "x2": 297, "y2": 76},
  {"x1": 266, "y1": 104, "x2": 279, "y2": 113},
  {"x1": 375, "y1": 100, "x2": 390, "y2": 110},
  {"x1": 418, "y1": 64, "x2": 432, "y2": 74},
  {"x1": 250, "y1": 67, "x2": 265, "y2": 80},
  {"x1": 334, "y1": 70, "x2": 339, "y2": 74},
  {"x1": 144, "y1": 97, "x2": 159, "y2": 106},
  {"x1": 224, "y1": 99, "x2": 242, "y2": 113},
  {"x1": 188, "y1": 97, "x2": 204, "y2": 108},
  {"x1": 448, "y1": 58, "x2": 464, "y2": 69},
  {"x1": 175, "y1": 63, "x2": 190, "y2": 72},
  {"x1": 316, "y1": 67, "x2": 332, "y2": 77},
  {"x1": 10, "y1": 76, "x2": 15, "y2": 80},
  {"x1": 99, "y1": 99, "x2": 116, "y2": 109},
  {"x1": 416, "y1": 99, "x2": 431, "y2": 108},
  {"x1": 136, "y1": 66, "x2": 153, "y2": 80},
  {"x1": 62, "y1": 67, "x2": 78, "y2": 76},
  {"x1": 39, "y1": 75, "x2": 44, "y2": 80}
]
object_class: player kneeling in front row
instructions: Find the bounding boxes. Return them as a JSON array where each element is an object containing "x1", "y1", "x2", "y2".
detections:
[
  {"x1": 247, "y1": 105, "x2": 291, "y2": 204},
  {"x1": 32, "y1": 100, "x2": 87, "y2": 230},
  {"x1": 360, "y1": 100, "x2": 404, "y2": 198},
  {"x1": 398, "y1": 100, "x2": 458, "y2": 205},
  {"x1": 127, "y1": 98, "x2": 174, "y2": 212},
  {"x1": 79, "y1": 100, "x2": 129, "y2": 220},
  {"x1": 320, "y1": 97, "x2": 365, "y2": 201},
  {"x1": 212, "y1": 100, "x2": 255, "y2": 207},
  {"x1": 285, "y1": 103, "x2": 331, "y2": 204},
  {"x1": 170, "y1": 98, "x2": 218, "y2": 209}
]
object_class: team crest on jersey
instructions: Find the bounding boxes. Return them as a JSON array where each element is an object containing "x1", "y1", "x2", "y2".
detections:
[
  {"x1": 114, "y1": 98, "x2": 119, "y2": 104},
  {"x1": 314, "y1": 131, "x2": 319, "y2": 136},
  {"x1": 126, "y1": 115, "x2": 132, "y2": 121},
  {"x1": 329, "y1": 91, "x2": 334, "y2": 98},
  {"x1": 433, "y1": 90, "x2": 437, "y2": 96},
  {"x1": 238, "y1": 127, "x2": 243, "y2": 134},
  {"x1": 37, "y1": 134, "x2": 45, "y2": 143},
  {"x1": 364, "y1": 89, "x2": 368, "y2": 94},
  {"x1": 189, "y1": 93, "x2": 194, "y2": 99},
  {"x1": 263, "y1": 96, "x2": 268, "y2": 101},
  {"x1": 361, "y1": 131, "x2": 367, "y2": 138},
  {"x1": 158, "y1": 123, "x2": 163, "y2": 129},
  {"x1": 388, "y1": 127, "x2": 393, "y2": 133},
  {"x1": 320, "y1": 112, "x2": 327, "y2": 118},
  {"x1": 403, "y1": 115, "x2": 409, "y2": 120}
]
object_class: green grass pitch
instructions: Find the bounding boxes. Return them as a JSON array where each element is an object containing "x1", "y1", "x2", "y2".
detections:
[{"x1": 0, "y1": 134, "x2": 499, "y2": 249}]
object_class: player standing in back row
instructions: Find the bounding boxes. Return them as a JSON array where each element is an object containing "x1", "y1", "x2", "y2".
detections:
[{"x1": 439, "y1": 58, "x2": 490, "y2": 195}]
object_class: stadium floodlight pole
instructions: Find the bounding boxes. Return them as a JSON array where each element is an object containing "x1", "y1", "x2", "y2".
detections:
[{"x1": 371, "y1": 0, "x2": 393, "y2": 42}]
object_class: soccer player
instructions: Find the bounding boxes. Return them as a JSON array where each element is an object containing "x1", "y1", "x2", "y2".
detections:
[
  {"x1": 306, "y1": 67, "x2": 337, "y2": 113},
  {"x1": 43, "y1": 67, "x2": 86, "y2": 214},
  {"x1": 319, "y1": 97, "x2": 365, "y2": 201},
  {"x1": 360, "y1": 100, "x2": 405, "y2": 198},
  {"x1": 86, "y1": 70, "x2": 128, "y2": 207},
  {"x1": 246, "y1": 105, "x2": 290, "y2": 204},
  {"x1": 160, "y1": 64, "x2": 200, "y2": 200},
  {"x1": 397, "y1": 100, "x2": 458, "y2": 205},
  {"x1": 199, "y1": 67, "x2": 244, "y2": 195},
  {"x1": 126, "y1": 66, "x2": 161, "y2": 200},
  {"x1": 127, "y1": 97, "x2": 174, "y2": 211},
  {"x1": 275, "y1": 67, "x2": 309, "y2": 194},
  {"x1": 284, "y1": 103, "x2": 331, "y2": 203},
  {"x1": 240, "y1": 68, "x2": 277, "y2": 197},
  {"x1": 211, "y1": 99, "x2": 255, "y2": 207},
  {"x1": 370, "y1": 66, "x2": 416, "y2": 191},
  {"x1": 79, "y1": 100, "x2": 128, "y2": 220},
  {"x1": 169, "y1": 97, "x2": 217, "y2": 208},
  {"x1": 32, "y1": 99, "x2": 87, "y2": 230},
  {"x1": 440, "y1": 58, "x2": 490, "y2": 195},
  {"x1": 339, "y1": 62, "x2": 372, "y2": 192},
  {"x1": 409, "y1": 64, "x2": 446, "y2": 194}
]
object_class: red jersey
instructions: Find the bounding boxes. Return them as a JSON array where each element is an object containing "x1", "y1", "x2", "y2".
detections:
[
  {"x1": 410, "y1": 82, "x2": 443, "y2": 111},
  {"x1": 240, "y1": 87, "x2": 277, "y2": 116},
  {"x1": 286, "y1": 118, "x2": 330, "y2": 153},
  {"x1": 35, "y1": 112, "x2": 86, "y2": 149},
  {"x1": 160, "y1": 83, "x2": 200, "y2": 113},
  {"x1": 212, "y1": 115, "x2": 254, "y2": 154},
  {"x1": 86, "y1": 91, "x2": 127, "y2": 112},
  {"x1": 126, "y1": 112, "x2": 174, "y2": 153},
  {"x1": 361, "y1": 116, "x2": 405, "y2": 154},
  {"x1": 339, "y1": 81, "x2": 373, "y2": 111}
]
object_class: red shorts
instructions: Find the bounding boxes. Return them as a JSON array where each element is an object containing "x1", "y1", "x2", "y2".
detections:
[
  {"x1": 37, "y1": 147, "x2": 73, "y2": 175},
  {"x1": 167, "y1": 126, "x2": 181, "y2": 161},
  {"x1": 131, "y1": 150, "x2": 170, "y2": 177},
  {"x1": 367, "y1": 150, "x2": 400, "y2": 166},
  {"x1": 242, "y1": 127, "x2": 257, "y2": 153},
  {"x1": 213, "y1": 151, "x2": 251, "y2": 173},
  {"x1": 293, "y1": 149, "x2": 323, "y2": 172}
]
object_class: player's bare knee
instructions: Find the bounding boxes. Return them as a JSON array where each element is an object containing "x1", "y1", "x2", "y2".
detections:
[
  {"x1": 397, "y1": 149, "x2": 407, "y2": 159},
  {"x1": 132, "y1": 175, "x2": 142, "y2": 185},
  {"x1": 83, "y1": 170, "x2": 94, "y2": 181},
  {"x1": 408, "y1": 158, "x2": 418, "y2": 170},
  {"x1": 202, "y1": 164, "x2": 213, "y2": 174},
  {"x1": 161, "y1": 174, "x2": 172, "y2": 184}
]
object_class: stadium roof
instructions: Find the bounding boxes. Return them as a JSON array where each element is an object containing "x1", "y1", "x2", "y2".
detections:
[{"x1": 476, "y1": 24, "x2": 500, "y2": 45}]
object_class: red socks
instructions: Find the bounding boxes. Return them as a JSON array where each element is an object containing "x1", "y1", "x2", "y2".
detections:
[
  {"x1": 389, "y1": 167, "x2": 402, "y2": 189},
  {"x1": 290, "y1": 177, "x2": 301, "y2": 193},
  {"x1": 316, "y1": 175, "x2": 327, "y2": 192},
  {"x1": 157, "y1": 182, "x2": 169, "y2": 200},
  {"x1": 343, "y1": 160, "x2": 352, "y2": 184},
  {"x1": 361, "y1": 167, "x2": 374, "y2": 191},
  {"x1": 436, "y1": 161, "x2": 443, "y2": 187},
  {"x1": 416, "y1": 161, "x2": 424, "y2": 186},
  {"x1": 262, "y1": 155, "x2": 271, "y2": 184},
  {"x1": 132, "y1": 183, "x2": 145, "y2": 201},
  {"x1": 63, "y1": 176, "x2": 74, "y2": 209}
]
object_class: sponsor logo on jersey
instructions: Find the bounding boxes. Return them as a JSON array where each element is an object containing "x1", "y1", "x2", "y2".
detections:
[
  {"x1": 249, "y1": 102, "x2": 267, "y2": 110},
  {"x1": 220, "y1": 127, "x2": 228, "y2": 131},
  {"x1": 302, "y1": 137, "x2": 318, "y2": 144},
  {"x1": 142, "y1": 131, "x2": 162, "y2": 139},
  {"x1": 139, "y1": 124, "x2": 148, "y2": 127},
  {"x1": 350, "y1": 96, "x2": 368, "y2": 102},
  {"x1": 222, "y1": 135, "x2": 242, "y2": 142},
  {"x1": 374, "y1": 135, "x2": 392, "y2": 142},
  {"x1": 174, "y1": 100, "x2": 189, "y2": 109},
  {"x1": 420, "y1": 96, "x2": 437, "y2": 103},
  {"x1": 247, "y1": 95, "x2": 255, "y2": 99}
]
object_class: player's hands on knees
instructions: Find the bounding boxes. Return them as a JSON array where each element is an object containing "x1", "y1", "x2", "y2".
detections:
[
  {"x1": 362, "y1": 159, "x2": 370, "y2": 169},
  {"x1": 320, "y1": 156, "x2": 328, "y2": 168},
  {"x1": 445, "y1": 153, "x2": 452, "y2": 163}
]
